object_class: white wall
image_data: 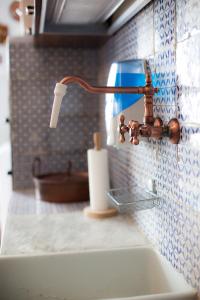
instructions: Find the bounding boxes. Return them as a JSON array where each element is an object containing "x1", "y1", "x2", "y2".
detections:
[
  {"x1": 0, "y1": 143, "x2": 12, "y2": 238},
  {"x1": 0, "y1": 0, "x2": 22, "y2": 146},
  {"x1": 0, "y1": 1, "x2": 22, "y2": 230}
]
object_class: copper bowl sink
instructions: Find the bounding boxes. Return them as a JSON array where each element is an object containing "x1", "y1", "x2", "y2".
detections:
[{"x1": 32, "y1": 158, "x2": 89, "y2": 203}]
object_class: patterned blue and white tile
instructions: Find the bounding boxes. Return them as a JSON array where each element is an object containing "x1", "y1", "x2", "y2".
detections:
[
  {"x1": 154, "y1": 0, "x2": 176, "y2": 16},
  {"x1": 154, "y1": 0, "x2": 176, "y2": 52},
  {"x1": 153, "y1": 47, "x2": 176, "y2": 88}
]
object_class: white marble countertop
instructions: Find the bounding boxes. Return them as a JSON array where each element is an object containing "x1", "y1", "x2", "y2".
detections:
[{"x1": 1, "y1": 190, "x2": 149, "y2": 255}]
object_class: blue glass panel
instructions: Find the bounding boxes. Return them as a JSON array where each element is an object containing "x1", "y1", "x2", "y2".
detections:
[{"x1": 107, "y1": 59, "x2": 146, "y2": 117}]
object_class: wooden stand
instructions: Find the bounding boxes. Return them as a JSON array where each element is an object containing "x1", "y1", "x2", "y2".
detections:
[{"x1": 84, "y1": 206, "x2": 118, "y2": 219}]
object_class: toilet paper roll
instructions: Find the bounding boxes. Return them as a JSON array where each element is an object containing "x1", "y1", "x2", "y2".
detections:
[{"x1": 87, "y1": 148, "x2": 110, "y2": 211}]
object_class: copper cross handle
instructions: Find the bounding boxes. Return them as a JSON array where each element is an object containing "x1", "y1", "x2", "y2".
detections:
[
  {"x1": 119, "y1": 115, "x2": 129, "y2": 143},
  {"x1": 129, "y1": 120, "x2": 140, "y2": 145}
]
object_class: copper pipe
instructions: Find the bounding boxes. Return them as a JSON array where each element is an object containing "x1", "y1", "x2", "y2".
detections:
[
  {"x1": 60, "y1": 75, "x2": 158, "y2": 127},
  {"x1": 55, "y1": 74, "x2": 180, "y2": 144},
  {"x1": 60, "y1": 76, "x2": 158, "y2": 95},
  {"x1": 143, "y1": 95, "x2": 154, "y2": 125},
  {"x1": 119, "y1": 115, "x2": 180, "y2": 145}
]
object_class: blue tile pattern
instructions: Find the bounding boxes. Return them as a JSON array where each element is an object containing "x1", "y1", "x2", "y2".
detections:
[
  {"x1": 154, "y1": 0, "x2": 176, "y2": 51},
  {"x1": 99, "y1": 0, "x2": 200, "y2": 293},
  {"x1": 10, "y1": 38, "x2": 99, "y2": 189}
]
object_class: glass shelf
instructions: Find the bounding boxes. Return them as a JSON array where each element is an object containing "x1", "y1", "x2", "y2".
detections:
[{"x1": 107, "y1": 185, "x2": 160, "y2": 213}]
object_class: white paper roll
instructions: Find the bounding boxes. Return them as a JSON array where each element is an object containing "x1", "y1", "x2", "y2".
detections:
[{"x1": 87, "y1": 148, "x2": 110, "y2": 211}]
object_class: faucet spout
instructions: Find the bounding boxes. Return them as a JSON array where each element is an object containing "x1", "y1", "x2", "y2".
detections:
[
  {"x1": 60, "y1": 75, "x2": 158, "y2": 95},
  {"x1": 50, "y1": 74, "x2": 158, "y2": 128},
  {"x1": 49, "y1": 69, "x2": 180, "y2": 144},
  {"x1": 50, "y1": 83, "x2": 67, "y2": 128}
]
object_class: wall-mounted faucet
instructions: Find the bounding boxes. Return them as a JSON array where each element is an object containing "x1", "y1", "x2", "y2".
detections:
[{"x1": 50, "y1": 71, "x2": 180, "y2": 144}]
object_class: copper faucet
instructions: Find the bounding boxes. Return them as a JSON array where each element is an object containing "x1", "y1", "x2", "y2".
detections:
[{"x1": 50, "y1": 71, "x2": 180, "y2": 144}]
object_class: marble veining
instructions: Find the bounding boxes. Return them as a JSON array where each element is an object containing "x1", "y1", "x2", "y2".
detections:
[
  {"x1": 1, "y1": 213, "x2": 148, "y2": 255},
  {"x1": 1, "y1": 191, "x2": 148, "y2": 255}
]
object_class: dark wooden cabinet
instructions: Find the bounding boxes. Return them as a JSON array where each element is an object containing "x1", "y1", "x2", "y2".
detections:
[{"x1": 34, "y1": 0, "x2": 151, "y2": 47}]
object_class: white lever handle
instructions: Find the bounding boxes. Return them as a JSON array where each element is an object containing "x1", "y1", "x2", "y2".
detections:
[{"x1": 49, "y1": 83, "x2": 67, "y2": 128}]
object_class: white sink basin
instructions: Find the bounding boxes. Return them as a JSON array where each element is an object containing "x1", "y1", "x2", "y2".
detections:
[{"x1": 0, "y1": 247, "x2": 196, "y2": 300}]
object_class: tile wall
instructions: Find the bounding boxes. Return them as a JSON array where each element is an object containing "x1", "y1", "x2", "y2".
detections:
[
  {"x1": 10, "y1": 37, "x2": 99, "y2": 189},
  {"x1": 98, "y1": 0, "x2": 200, "y2": 292}
]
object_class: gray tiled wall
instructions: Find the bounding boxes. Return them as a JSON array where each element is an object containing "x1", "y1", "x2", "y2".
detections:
[
  {"x1": 98, "y1": 0, "x2": 200, "y2": 293},
  {"x1": 10, "y1": 37, "x2": 99, "y2": 189}
]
